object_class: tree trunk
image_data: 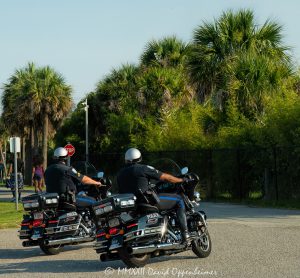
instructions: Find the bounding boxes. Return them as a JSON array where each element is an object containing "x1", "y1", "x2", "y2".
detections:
[
  {"x1": 24, "y1": 125, "x2": 34, "y2": 185},
  {"x1": 22, "y1": 137, "x2": 26, "y2": 166},
  {"x1": 33, "y1": 126, "x2": 39, "y2": 155},
  {"x1": 0, "y1": 143, "x2": 7, "y2": 178},
  {"x1": 42, "y1": 113, "x2": 48, "y2": 169}
]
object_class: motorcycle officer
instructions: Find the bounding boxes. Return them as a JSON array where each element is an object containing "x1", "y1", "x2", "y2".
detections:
[
  {"x1": 45, "y1": 147, "x2": 103, "y2": 205},
  {"x1": 117, "y1": 148, "x2": 191, "y2": 243}
]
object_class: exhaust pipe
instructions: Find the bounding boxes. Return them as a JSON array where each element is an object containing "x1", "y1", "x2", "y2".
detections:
[
  {"x1": 44, "y1": 236, "x2": 94, "y2": 246},
  {"x1": 22, "y1": 240, "x2": 39, "y2": 247},
  {"x1": 128, "y1": 242, "x2": 185, "y2": 255}
]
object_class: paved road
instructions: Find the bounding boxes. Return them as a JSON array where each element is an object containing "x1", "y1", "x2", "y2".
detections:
[{"x1": 0, "y1": 202, "x2": 300, "y2": 278}]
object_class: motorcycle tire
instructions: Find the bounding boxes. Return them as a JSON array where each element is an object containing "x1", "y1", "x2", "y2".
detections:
[
  {"x1": 118, "y1": 247, "x2": 150, "y2": 268},
  {"x1": 39, "y1": 240, "x2": 63, "y2": 255},
  {"x1": 192, "y1": 231, "x2": 212, "y2": 258}
]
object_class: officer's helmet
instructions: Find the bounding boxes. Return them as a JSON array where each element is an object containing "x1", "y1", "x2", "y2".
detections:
[
  {"x1": 53, "y1": 147, "x2": 68, "y2": 161},
  {"x1": 125, "y1": 148, "x2": 142, "y2": 164}
]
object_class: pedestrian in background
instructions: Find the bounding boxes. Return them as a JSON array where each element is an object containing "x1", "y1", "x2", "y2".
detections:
[
  {"x1": 0, "y1": 160, "x2": 4, "y2": 183},
  {"x1": 7, "y1": 155, "x2": 24, "y2": 202},
  {"x1": 32, "y1": 156, "x2": 44, "y2": 193}
]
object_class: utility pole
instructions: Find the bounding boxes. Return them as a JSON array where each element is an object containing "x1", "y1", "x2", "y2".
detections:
[
  {"x1": 84, "y1": 99, "x2": 89, "y2": 163},
  {"x1": 10, "y1": 137, "x2": 20, "y2": 210}
]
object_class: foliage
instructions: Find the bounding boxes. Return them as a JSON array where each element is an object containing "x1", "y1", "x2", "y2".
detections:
[
  {"x1": 141, "y1": 36, "x2": 190, "y2": 68},
  {"x1": 50, "y1": 10, "x2": 300, "y2": 201},
  {"x1": 186, "y1": 9, "x2": 293, "y2": 108}
]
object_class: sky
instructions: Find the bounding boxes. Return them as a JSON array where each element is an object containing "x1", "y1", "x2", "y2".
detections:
[{"x1": 1, "y1": 0, "x2": 300, "y2": 106}]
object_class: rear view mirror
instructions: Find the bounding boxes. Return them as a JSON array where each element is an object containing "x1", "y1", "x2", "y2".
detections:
[
  {"x1": 97, "y1": 172, "x2": 104, "y2": 178},
  {"x1": 181, "y1": 167, "x2": 188, "y2": 175}
]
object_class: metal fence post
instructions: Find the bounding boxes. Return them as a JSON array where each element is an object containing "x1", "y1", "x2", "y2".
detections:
[{"x1": 273, "y1": 147, "x2": 279, "y2": 201}]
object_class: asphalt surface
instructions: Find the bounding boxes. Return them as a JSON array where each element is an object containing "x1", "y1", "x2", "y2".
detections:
[{"x1": 0, "y1": 197, "x2": 300, "y2": 278}]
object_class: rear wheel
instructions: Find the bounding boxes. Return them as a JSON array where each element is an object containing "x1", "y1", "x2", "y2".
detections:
[
  {"x1": 192, "y1": 230, "x2": 212, "y2": 258},
  {"x1": 118, "y1": 247, "x2": 150, "y2": 268},
  {"x1": 39, "y1": 241, "x2": 63, "y2": 255}
]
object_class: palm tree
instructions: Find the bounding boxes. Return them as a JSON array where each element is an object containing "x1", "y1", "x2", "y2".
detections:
[
  {"x1": 141, "y1": 36, "x2": 189, "y2": 68},
  {"x1": 31, "y1": 66, "x2": 72, "y2": 168},
  {"x1": 225, "y1": 51, "x2": 293, "y2": 117},
  {"x1": 186, "y1": 9, "x2": 292, "y2": 104},
  {"x1": 1, "y1": 63, "x2": 72, "y2": 171},
  {"x1": 136, "y1": 66, "x2": 193, "y2": 117},
  {"x1": 2, "y1": 63, "x2": 40, "y2": 182}
]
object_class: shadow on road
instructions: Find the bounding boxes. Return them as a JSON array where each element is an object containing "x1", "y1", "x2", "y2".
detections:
[
  {"x1": 0, "y1": 248, "x2": 198, "y2": 274},
  {"x1": 0, "y1": 259, "x2": 120, "y2": 274},
  {"x1": 0, "y1": 244, "x2": 95, "y2": 260},
  {"x1": 0, "y1": 248, "x2": 41, "y2": 259}
]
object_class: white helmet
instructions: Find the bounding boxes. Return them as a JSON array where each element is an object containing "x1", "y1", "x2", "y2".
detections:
[
  {"x1": 125, "y1": 148, "x2": 142, "y2": 164},
  {"x1": 53, "y1": 147, "x2": 68, "y2": 160}
]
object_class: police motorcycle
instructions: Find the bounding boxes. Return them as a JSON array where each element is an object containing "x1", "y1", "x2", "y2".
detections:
[
  {"x1": 19, "y1": 161, "x2": 112, "y2": 255},
  {"x1": 93, "y1": 159, "x2": 211, "y2": 267}
]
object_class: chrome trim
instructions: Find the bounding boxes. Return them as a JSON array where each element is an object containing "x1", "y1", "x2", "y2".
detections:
[
  {"x1": 128, "y1": 242, "x2": 185, "y2": 255},
  {"x1": 45, "y1": 236, "x2": 94, "y2": 246}
]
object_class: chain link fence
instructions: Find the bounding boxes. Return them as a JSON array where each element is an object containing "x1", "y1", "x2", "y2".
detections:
[{"x1": 79, "y1": 147, "x2": 300, "y2": 201}]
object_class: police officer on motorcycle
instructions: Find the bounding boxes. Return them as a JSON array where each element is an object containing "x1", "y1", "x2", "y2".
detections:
[
  {"x1": 117, "y1": 148, "x2": 191, "y2": 243},
  {"x1": 45, "y1": 147, "x2": 103, "y2": 202}
]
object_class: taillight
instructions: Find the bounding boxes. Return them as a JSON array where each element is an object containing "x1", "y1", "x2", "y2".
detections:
[
  {"x1": 33, "y1": 219, "x2": 43, "y2": 227},
  {"x1": 96, "y1": 232, "x2": 106, "y2": 238},
  {"x1": 127, "y1": 223, "x2": 138, "y2": 229},
  {"x1": 109, "y1": 228, "x2": 119, "y2": 235},
  {"x1": 108, "y1": 228, "x2": 124, "y2": 235},
  {"x1": 48, "y1": 220, "x2": 58, "y2": 224}
]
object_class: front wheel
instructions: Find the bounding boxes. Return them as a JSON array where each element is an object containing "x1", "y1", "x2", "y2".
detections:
[
  {"x1": 118, "y1": 247, "x2": 150, "y2": 268},
  {"x1": 39, "y1": 241, "x2": 63, "y2": 255},
  {"x1": 192, "y1": 230, "x2": 212, "y2": 258}
]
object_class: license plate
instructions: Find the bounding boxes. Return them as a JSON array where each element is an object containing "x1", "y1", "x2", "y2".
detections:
[
  {"x1": 109, "y1": 235, "x2": 123, "y2": 250},
  {"x1": 33, "y1": 212, "x2": 43, "y2": 220},
  {"x1": 108, "y1": 218, "x2": 120, "y2": 227}
]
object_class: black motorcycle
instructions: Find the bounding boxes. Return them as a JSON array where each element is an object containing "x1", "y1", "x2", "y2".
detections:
[
  {"x1": 19, "y1": 163, "x2": 111, "y2": 255},
  {"x1": 93, "y1": 159, "x2": 211, "y2": 267}
]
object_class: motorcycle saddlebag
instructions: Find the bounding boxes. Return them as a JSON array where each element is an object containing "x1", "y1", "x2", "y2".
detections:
[
  {"x1": 93, "y1": 193, "x2": 136, "y2": 216},
  {"x1": 22, "y1": 193, "x2": 59, "y2": 211},
  {"x1": 39, "y1": 192, "x2": 60, "y2": 209},
  {"x1": 22, "y1": 193, "x2": 41, "y2": 211}
]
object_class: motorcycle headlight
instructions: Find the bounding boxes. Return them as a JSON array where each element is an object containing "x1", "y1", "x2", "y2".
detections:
[
  {"x1": 194, "y1": 192, "x2": 201, "y2": 202},
  {"x1": 106, "y1": 191, "x2": 112, "y2": 197}
]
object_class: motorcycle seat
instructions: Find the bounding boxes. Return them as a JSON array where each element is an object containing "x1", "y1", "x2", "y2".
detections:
[
  {"x1": 58, "y1": 202, "x2": 76, "y2": 211},
  {"x1": 137, "y1": 203, "x2": 159, "y2": 213}
]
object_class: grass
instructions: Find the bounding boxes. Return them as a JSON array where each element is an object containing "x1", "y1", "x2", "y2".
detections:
[
  {"x1": 0, "y1": 185, "x2": 43, "y2": 229},
  {"x1": 0, "y1": 202, "x2": 25, "y2": 229}
]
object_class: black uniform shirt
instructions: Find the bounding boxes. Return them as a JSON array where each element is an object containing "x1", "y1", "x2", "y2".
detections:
[
  {"x1": 117, "y1": 163, "x2": 162, "y2": 195},
  {"x1": 45, "y1": 161, "x2": 83, "y2": 194}
]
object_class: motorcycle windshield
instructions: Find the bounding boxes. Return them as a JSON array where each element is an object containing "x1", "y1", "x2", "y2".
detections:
[
  {"x1": 149, "y1": 158, "x2": 182, "y2": 176},
  {"x1": 72, "y1": 161, "x2": 97, "y2": 177}
]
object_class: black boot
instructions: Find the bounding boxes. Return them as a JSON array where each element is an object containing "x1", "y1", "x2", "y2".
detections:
[{"x1": 176, "y1": 208, "x2": 190, "y2": 244}]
